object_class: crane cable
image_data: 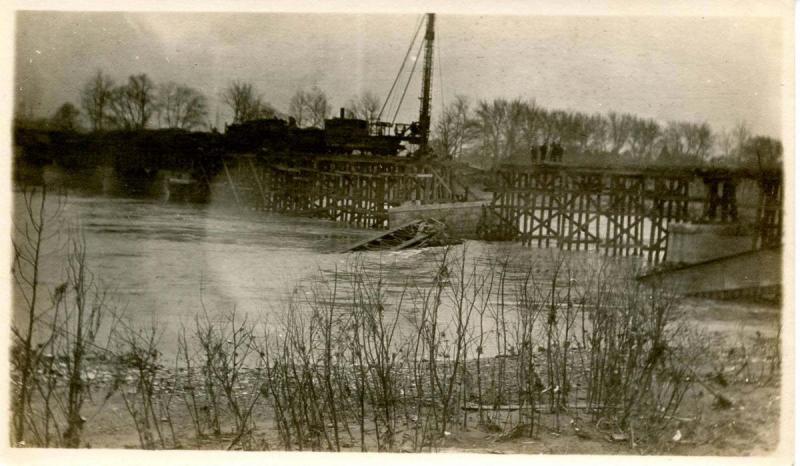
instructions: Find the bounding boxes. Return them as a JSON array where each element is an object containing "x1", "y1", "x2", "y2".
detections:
[
  {"x1": 383, "y1": 17, "x2": 424, "y2": 123},
  {"x1": 391, "y1": 37, "x2": 425, "y2": 125},
  {"x1": 378, "y1": 15, "x2": 425, "y2": 121}
]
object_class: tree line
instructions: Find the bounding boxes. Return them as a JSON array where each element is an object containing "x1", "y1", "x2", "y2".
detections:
[
  {"x1": 432, "y1": 96, "x2": 782, "y2": 168},
  {"x1": 220, "y1": 81, "x2": 380, "y2": 127},
  {"x1": 21, "y1": 70, "x2": 383, "y2": 134},
  {"x1": 16, "y1": 69, "x2": 781, "y2": 168}
]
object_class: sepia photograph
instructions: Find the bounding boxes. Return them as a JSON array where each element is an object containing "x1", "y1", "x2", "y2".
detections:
[{"x1": 3, "y1": 1, "x2": 793, "y2": 464}]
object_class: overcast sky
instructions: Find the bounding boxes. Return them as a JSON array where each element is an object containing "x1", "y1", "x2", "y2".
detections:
[{"x1": 14, "y1": 11, "x2": 785, "y2": 137}]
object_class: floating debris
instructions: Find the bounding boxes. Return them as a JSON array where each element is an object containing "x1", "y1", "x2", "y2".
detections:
[{"x1": 343, "y1": 218, "x2": 460, "y2": 252}]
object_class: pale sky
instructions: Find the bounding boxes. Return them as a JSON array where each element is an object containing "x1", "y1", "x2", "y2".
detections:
[{"x1": 14, "y1": 11, "x2": 785, "y2": 138}]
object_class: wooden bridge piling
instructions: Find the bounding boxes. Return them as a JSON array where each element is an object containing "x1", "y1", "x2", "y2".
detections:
[
  {"x1": 212, "y1": 155, "x2": 465, "y2": 229},
  {"x1": 210, "y1": 155, "x2": 780, "y2": 264},
  {"x1": 482, "y1": 164, "x2": 781, "y2": 264}
]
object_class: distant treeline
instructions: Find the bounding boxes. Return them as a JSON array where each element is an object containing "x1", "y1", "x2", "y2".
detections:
[
  {"x1": 14, "y1": 69, "x2": 366, "y2": 133},
  {"x1": 432, "y1": 96, "x2": 783, "y2": 169},
  {"x1": 14, "y1": 69, "x2": 783, "y2": 170}
]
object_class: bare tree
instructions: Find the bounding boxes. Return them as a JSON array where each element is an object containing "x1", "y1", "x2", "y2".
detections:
[
  {"x1": 108, "y1": 87, "x2": 136, "y2": 130},
  {"x1": 11, "y1": 187, "x2": 115, "y2": 448},
  {"x1": 11, "y1": 186, "x2": 61, "y2": 445},
  {"x1": 129, "y1": 74, "x2": 157, "y2": 129},
  {"x1": 536, "y1": 109, "x2": 562, "y2": 146},
  {"x1": 659, "y1": 121, "x2": 713, "y2": 162},
  {"x1": 306, "y1": 87, "x2": 330, "y2": 128},
  {"x1": 629, "y1": 118, "x2": 661, "y2": 160},
  {"x1": 586, "y1": 113, "x2": 608, "y2": 154},
  {"x1": 156, "y1": 82, "x2": 208, "y2": 130},
  {"x1": 548, "y1": 110, "x2": 576, "y2": 149},
  {"x1": 605, "y1": 111, "x2": 635, "y2": 155},
  {"x1": 109, "y1": 74, "x2": 156, "y2": 130},
  {"x1": 473, "y1": 99, "x2": 508, "y2": 163},
  {"x1": 50, "y1": 103, "x2": 82, "y2": 132},
  {"x1": 714, "y1": 128, "x2": 735, "y2": 162},
  {"x1": 433, "y1": 95, "x2": 471, "y2": 159},
  {"x1": 731, "y1": 121, "x2": 752, "y2": 161},
  {"x1": 683, "y1": 121, "x2": 713, "y2": 160},
  {"x1": 59, "y1": 233, "x2": 111, "y2": 447},
  {"x1": 534, "y1": 110, "x2": 608, "y2": 156},
  {"x1": 567, "y1": 112, "x2": 595, "y2": 154},
  {"x1": 223, "y1": 81, "x2": 256, "y2": 124},
  {"x1": 288, "y1": 91, "x2": 307, "y2": 127},
  {"x1": 289, "y1": 86, "x2": 331, "y2": 128},
  {"x1": 503, "y1": 99, "x2": 527, "y2": 159},
  {"x1": 519, "y1": 100, "x2": 544, "y2": 150},
  {"x1": 741, "y1": 135, "x2": 782, "y2": 169},
  {"x1": 518, "y1": 106, "x2": 546, "y2": 151},
  {"x1": 223, "y1": 81, "x2": 253, "y2": 124},
  {"x1": 345, "y1": 91, "x2": 381, "y2": 122},
  {"x1": 659, "y1": 121, "x2": 684, "y2": 159},
  {"x1": 221, "y1": 81, "x2": 277, "y2": 124},
  {"x1": 550, "y1": 110, "x2": 597, "y2": 153},
  {"x1": 80, "y1": 70, "x2": 114, "y2": 131}
]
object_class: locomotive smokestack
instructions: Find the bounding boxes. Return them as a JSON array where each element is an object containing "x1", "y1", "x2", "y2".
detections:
[{"x1": 340, "y1": 107, "x2": 345, "y2": 119}]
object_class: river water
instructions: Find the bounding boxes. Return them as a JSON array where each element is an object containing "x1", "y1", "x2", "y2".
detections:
[{"x1": 12, "y1": 191, "x2": 640, "y2": 358}]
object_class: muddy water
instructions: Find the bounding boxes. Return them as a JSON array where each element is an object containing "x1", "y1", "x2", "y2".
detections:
[{"x1": 12, "y1": 192, "x2": 643, "y2": 358}]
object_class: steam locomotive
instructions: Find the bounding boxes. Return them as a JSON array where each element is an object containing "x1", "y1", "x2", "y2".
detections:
[{"x1": 224, "y1": 108, "x2": 424, "y2": 156}]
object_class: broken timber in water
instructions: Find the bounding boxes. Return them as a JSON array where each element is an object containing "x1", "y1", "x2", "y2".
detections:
[{"x1": 344, "y1": 218, "x2": 460, "y2": 252}]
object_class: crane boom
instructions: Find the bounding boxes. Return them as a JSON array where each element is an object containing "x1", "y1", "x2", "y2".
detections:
[{"x1": 418, "y1": 13, "x2": 435, "y2": 153}]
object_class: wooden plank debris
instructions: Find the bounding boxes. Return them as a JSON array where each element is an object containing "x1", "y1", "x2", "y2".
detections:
[{"x1": 343, "y1": 218, "x2": 458, "y2": 252}]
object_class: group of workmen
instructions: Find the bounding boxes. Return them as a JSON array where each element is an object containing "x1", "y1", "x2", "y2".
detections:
[{"x1": 531, "y1": 141, "x2": 565, "y2": 164}]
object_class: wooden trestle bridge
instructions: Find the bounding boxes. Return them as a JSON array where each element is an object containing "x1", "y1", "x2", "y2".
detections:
[
  {"x1": 209, "y1": 155, "x2": 471, "y2": 228},
  {"x1": 209, "y1": 155, "x2": 782, "y2": 264},
  {"x1": 481, "y1": 164, "x2": 781, "y2": 264}
]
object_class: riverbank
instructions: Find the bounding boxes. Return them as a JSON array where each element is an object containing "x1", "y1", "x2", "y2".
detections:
[
  {"x1": 21, "y1": 298, "x2": 781, "y2": 455},
  {"x1": 14, "y1": 251, "x2": 782, "y2": 455}
]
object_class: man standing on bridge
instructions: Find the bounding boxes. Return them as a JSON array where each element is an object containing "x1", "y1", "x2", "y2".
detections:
[{"x1": 550, "y1": 141, "x2": 564, "y2": 163}]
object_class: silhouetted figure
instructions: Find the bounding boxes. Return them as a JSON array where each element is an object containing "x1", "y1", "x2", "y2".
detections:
[
  {"x1": 551, "y1": 142, "x2": 564, "y2": 163},
  {"x1": 705, "y1": 178, "x2": 721, "y2": 220},
  {"x1": 721, "y1": 179, "x2": 738, "y2": 221},
  {"x1": 539, "y1": 143, "x2": 549, "y2": 163}
]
